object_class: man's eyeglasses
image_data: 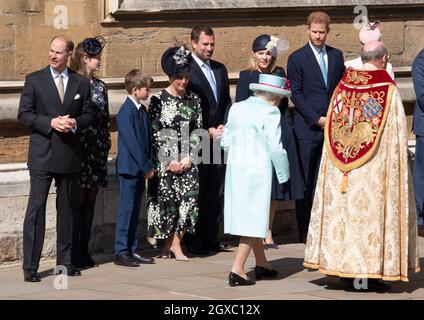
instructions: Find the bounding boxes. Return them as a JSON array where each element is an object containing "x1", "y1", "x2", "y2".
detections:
[{"x1": 82, "y1": 36, "x2": 105, "y2": 56}]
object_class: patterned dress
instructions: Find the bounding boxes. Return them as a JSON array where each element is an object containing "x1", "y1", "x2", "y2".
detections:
[
  {"x1": 147, "y1": 89, "x2": 202, "y2": 239},
  {"x1": 78, "y1": 78, "x2": 111, "y2": 188}
]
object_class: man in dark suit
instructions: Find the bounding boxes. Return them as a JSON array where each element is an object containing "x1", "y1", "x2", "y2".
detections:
[
  {"x1": 287, "y1": 11, "x2": 345, "y2": 243},
  {"x1": 186, "y1": 25, "x2": 232, "y2": 254},
  {"x1": 18, "y1": 35, "x2": 94, "y2": 282},
  {"x1": 412, "y1": 48, "x2": 424, "y2": 219}
]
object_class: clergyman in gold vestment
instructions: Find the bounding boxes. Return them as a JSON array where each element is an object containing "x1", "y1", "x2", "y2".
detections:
[{"x1": 303, "y1": 41, "x2": 420, "y2": 289}]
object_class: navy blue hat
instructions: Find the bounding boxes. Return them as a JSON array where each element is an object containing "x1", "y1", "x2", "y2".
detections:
[
  {"x1": 82, "y1": 36, "x2": 105, "y2": 56},
  {"x1": 161, "y1": 45, "x2": 192, "y2": 77},
  {"x1": 252, "y1": 34, "x2": 272, "y2": 52}
]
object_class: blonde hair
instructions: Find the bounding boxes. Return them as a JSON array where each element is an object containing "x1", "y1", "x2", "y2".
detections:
[{"x1": 247, "y1": 51, "x2": 277, "y2": 73}]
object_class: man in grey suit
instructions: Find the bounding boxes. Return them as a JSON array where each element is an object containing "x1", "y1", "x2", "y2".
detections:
[
  {"x1": 18, "y1": 35, "x2": 93, "y2": 282},
  {"x1": 412, "y1": 48, "x2": 424, "y2": 219}
]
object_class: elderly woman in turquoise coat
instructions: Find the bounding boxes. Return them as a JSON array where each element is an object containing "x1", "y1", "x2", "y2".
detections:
[{"x1": 221, "y1": 73, "x2": 291, "y2": 286}]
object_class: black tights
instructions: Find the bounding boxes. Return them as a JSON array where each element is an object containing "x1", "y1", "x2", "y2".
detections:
[{"x1": 72, "y1": 186, "x2": 98, "y2": 261}]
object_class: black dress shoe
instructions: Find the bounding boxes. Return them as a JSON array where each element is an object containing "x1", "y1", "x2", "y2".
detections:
[
  {"x1": 228, "y1": 272, "x2": 255, "y2": 287},
  {"x1": 82, "y1": 254, "x2": 96, "y2": 268},
  {"x1": 56, "y1": 265, "x2": 82, "y2": 276},
  {"x1": 114, "y1": 254, "x2": 139, "y2": 267},
  {"x1": 254, "y1": 266, "x2": 279, "y2": 280},
  {"x1": 339, "y1": 277, "x2": 354, "y2": 287},
  {"x1": 364, "y1": 279, "x2": 392, "y2": 291},
  {"x1": 72, "y1": 259, "x2": 85, "y2": 269},
  {"x1": 131, "y1": 253, "x2": 155, "y2": 264},
  {"x1": 263, "y1": 243, "x2": 279, "y2": 249},
  {"x1": 73, "y1": 255, "x2": 96, "y2": 269},
  {"x1": 23, "y1": 269, "x2": 41, "y2": 282},
  {"x1": 339, "y1": 278, "x2": 391, "y2": 291}
]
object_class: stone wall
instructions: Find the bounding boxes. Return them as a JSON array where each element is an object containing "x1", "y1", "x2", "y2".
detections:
[
  {"x1": 0, "y1": 0, "x2": 423, "y2": 264},
  {"x1": 1, "y1": 0, "x2": 423, "y2": 163},
  {"x1": 0, "y1": 1, "x2": 423, "y2": 79}
]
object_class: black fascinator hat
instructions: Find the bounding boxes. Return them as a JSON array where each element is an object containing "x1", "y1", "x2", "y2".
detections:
[
  {"x1": 161, "y1": 45, "x2": 192, "y2": 77},
  {"x1": 251, "y1": 34, "x2": 289, "y2": 57},
  {"x1": 252, "y1": 34, "x2": 271, "y2": 53},
  {"x1": 82, "y1": 36, "x2": 106, "y2": 56}
]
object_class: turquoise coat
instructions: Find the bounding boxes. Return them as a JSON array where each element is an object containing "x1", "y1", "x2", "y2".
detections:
[{"x1": 221, "y1": 96, "x2": 290, "y2": 238}]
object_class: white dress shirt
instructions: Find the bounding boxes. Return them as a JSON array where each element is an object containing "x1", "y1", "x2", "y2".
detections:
[
  {"x1": 49, "y1": 67, "x2": 75, "y2": 132},
  {"x1": 192, "y1": 53, "x2": 218, "y2": 101},
  {"x1": 309, "y1": 41, "x2": 328, "y2": 71},
  {"x1": 128, "y1": 95, "x2": 143, "y2": 111},
  {"x1": 50, "y1": 66, "x2": 69, "y2": 93},
  {"x1": 345, "y1": 56, "x2": 395, "y2": 80}
]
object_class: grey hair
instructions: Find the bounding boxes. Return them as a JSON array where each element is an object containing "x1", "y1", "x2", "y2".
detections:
[
  {"x1": 361, "y1": 44, "x2": 388, "y2": 63},
  {"x1": 253, "y1": 90, "x2": 282, "y2": 102},
  {"x1": 253, "y1": 90, "x2": 283, "y2": 101}
]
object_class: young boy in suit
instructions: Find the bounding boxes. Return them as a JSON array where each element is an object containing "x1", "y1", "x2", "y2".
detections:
[{"x1": 114, "y1": 69, "x2": 155, "y2": 267}]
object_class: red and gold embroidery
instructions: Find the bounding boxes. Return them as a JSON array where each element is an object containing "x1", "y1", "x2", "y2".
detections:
[{"x1": 325, "y1": 68, "x2": 396, "y2": 192}]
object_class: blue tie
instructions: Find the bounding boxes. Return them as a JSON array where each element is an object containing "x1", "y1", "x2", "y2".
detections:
[
  {"x1": 319, "y1": 49, "x2": 327, "y2": 87},
  {"x1": 203, "y1": 63, "x2": 218, "y2": 102}
]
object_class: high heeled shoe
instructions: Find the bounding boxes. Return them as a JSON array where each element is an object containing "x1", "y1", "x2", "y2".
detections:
[
  {"x1": 160, "y1": 250, "x2": 171, "y2": 259},
  {"x1": 254, "y1": 266, "x2": 279, "y2": 280},
  {"x1": 228, "y1": 272, "x2": 255, "y2": 287},
  {"x1": 170, "y1": 248, "x2": 189, "y2": 261},
  {"x1": 160, "y1": 239, "x2": 172, "y2": 259}
]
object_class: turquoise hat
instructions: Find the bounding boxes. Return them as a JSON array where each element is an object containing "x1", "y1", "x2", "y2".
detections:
[{"x1": 249, "y1": 74, "x2": 291, "y2": 98}]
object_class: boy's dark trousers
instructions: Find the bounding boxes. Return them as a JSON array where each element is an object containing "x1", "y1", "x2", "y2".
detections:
[{"x1": 114, "y1": 174, "x2": 145, "y2": 256}]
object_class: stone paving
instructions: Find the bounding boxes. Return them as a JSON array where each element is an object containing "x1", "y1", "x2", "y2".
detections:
[{"x1": 1, "y1": 237, "x2": 424, "y2": 301}]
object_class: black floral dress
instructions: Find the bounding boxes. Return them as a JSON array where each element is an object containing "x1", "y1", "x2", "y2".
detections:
[
  {"x1": 78, "y1": 78, "x2": 111, "y2": 188},
  {"x1": 147, "y1": 89, "x2": 202, "y2": 239}
]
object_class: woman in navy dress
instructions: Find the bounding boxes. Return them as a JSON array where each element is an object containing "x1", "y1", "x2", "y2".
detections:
[
  {"x1": 236, "y1": 34, "x2": 305, "y2": 248},
  {"x1": 70, "y1": 37, "x2": 111, "y2": 268}
]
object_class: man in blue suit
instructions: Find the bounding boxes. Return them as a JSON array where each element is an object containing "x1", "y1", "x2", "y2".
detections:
[
  {"x1": 412, "y1": 48, "x2": 424, "y2": 219},
  {"x1": 114, "y1": 69, "x2": 155, "y2": 267},
  {"x1": 287, "y1": 11, "x2": 345, "y2": 243},
  {"x1": 185, "y1": 25, "x2": 232, "y2": 255}
]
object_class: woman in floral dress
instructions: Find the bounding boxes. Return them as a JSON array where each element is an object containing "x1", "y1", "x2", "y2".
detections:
[
  {"x1": 147, "y1": 45, "x2": 202, "y2": 261},
  {"x1": 69, "y1": 37, "x2": 111, "y2": 268}
]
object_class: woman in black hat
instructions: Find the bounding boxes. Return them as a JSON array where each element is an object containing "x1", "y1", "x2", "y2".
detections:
[
  {"x1": 147, "y1": 45, "x2": 202, "y2": 261},
  {"x1": 69, "y1": 36, "x2": 111, "y2": 268},
  {"x1": 236, "y1": 34, "x2": 306, "y2": 249}
]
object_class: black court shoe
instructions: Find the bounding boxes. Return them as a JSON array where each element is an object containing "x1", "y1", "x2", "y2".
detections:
[
  {"x1": 228, "y1": 272, "x2": 256, "y2": 287},
  {"x1": 23, "y1": 269, "x2": 41, "y2": 282},
  {"x1": 254, "y1": 266, "x2": 279, "y2": 280}
]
